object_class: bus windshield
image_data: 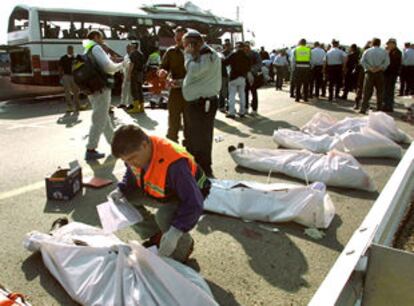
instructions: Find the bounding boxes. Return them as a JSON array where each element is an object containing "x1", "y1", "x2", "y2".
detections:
[{"x1": 8, "y1": 7, "x2": 29, "y2": 33}]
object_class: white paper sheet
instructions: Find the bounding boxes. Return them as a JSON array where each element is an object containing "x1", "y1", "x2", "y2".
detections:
[{"x1": 97, "y1": 199, "x2": 143, "y2": 233}]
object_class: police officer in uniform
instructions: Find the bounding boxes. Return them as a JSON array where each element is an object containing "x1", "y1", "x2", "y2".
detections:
[
  {"x1": 325, "y1": 39, "x2": 347, "y2": 101},
  {"x1": 292, "y1": 39, "x2": 312, "y2": 102},
  {"x1": 158, "y1": 27, "x2": 188, "y2": 144}
]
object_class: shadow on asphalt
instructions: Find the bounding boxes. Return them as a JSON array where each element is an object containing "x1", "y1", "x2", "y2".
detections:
[
  {"x1": 311, "y1": 99, "x2": 356, "y2": 114},
  {"x1": 129, "y1": 109, "x2": 159, "y2": 131},
  {"x1": 197, "y1": 215, "x2": 309, "y2": 294},
  {"x1": 357, "y1": 157, "x2": 401, "y2": 167},
  {"x1": 21, "y1": 253, "x2": 79, "y2": 306},
  {"x1": 207, "y1": 280, "x2": 242, "y2": 306},
  {"x1": 214, "y1": 118, "x2": 251, "y2": 138},
  {"x1": 279, "y1": 215, "x2": 344, "y2": 253},
  {"x1": 0, "y1": 99, "x2": 66, "y2": 121},
  {"x1": 56, "y1": 112, "x2": 82, "y2": 128},
  {"x1": 237, "y1": 114, "x2": 299, "y2": 136}
]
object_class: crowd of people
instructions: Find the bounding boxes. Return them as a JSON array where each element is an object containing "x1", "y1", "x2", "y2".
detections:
[
  {"x1": 57, "y1": 28, "x2": 414, "y2": 263},
  {"x1": 259, "y1": 38, "x2": 414, "y2": 114}
]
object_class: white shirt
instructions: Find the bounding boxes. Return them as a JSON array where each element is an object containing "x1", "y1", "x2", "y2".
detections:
[
  {"x1": 122, "y1": 54, "x2": 131, "y2": 75},
  {"x1": 273, "y1": 55, "x2": 289, "y2": 66},
  {"x1": 91, "y1": 44, "x2": 123, "y2": 75},
  {"x1": 403, "y1": 48, "x2": 414, "y2": 66},
  {"x1": 326, "y1": 47, "x2": 347, "y2": 66},
  {"x1": 183, "y1": 45, "x2": 222, "y2": 101},
  {"x1": 311, "y1": 47, "x2": 326, "y2": 66}
]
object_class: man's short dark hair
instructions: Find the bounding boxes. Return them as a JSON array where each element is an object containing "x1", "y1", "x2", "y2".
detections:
[
  {"x1": 67, "y1": 45, "x2": 73, "y2": 50},
  {"x1": 405, "y1": 42, "x2": 411, "y2": 48},
  {"x1": 332, "y1": 39, "x2": 339, "y2": 47},
  {"x1": 111, "y1": 125, "x2": 149, "y2": 158},
  {"x1": 372, "y1": 38, "x2": 381, "y2": 47},
  {"x1": 299, "y1": 38, "x2": 306, "y2": 45},
  {"x1": 314, "y1": 41, "x2": 320, "y2": 47}
]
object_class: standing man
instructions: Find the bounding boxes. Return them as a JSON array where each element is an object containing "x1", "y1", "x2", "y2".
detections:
[
  {"x1": 128, "y1": 41, "x2": 146, "y2": 114},
  {"x1": 273, "y1": 50, "x2": 289, "y2": 90},
  {"x1": 292, "y1": 39, "x2": 312, "y2": 102},
  {"x1": 182, "y1": 30, "x2": 221, "y2": 178},
  {"x1": 325, "y1": 39, "x2": 347, "y2": 102},
  {"x1": 83, "y1": 30, "x2": 123, "y2": 160},
  {"x1": 59, "y1": 46, "x2": 81, "y2": 113},
  {"x1": 354, "y1": 41, "x2": 372, "y2": 109},
  {"x1": 402, "y1": 43, "x2": 414, "y2": 95},
  {"x1": 341, "y1": 44, "x2": 359, "y2": 100},
  {"x1": 399, "y1": 42, "x2": 411, "y2": 96},
  {"x1": 218, "y1": 49, "x2": 229, "y2": 113},
  {"x1": 158, "y1": 27, "x2": 188, "y2": 144},
  {"x1": 359, "y1": 38, "x2": 390, "y2": 114},
  {"x1": 118, "y1": 44, "x2": 133, "y2": 109},
  {"x1": 259, "y1": 46, "x2": 270, "y2": 61},
  {"x1": 244, "y1": 42, "x2": 262, "y2": 115},
  {"x1": 310, "y1": 41, "x2": 326, "y2": 99},
  {"x1": 109, "y1": 125, "x2": 211, "y2": 262},
  {"x1": 383, "y1": 39, "x2": 402, "y2": 112},
  {"x1": 224, "y1": 42, "x2": 251, "y2": 118}
]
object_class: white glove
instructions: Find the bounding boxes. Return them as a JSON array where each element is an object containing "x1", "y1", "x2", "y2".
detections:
[
  {"x1": 158, "y1": 227, "x2": 183, "y2": 257},
  {"x1": 108, "y1": 188, "x2": 125, "y2": 205},
  {"x1": 247, "y1": 72, "x2": 254, "y2": 86}
]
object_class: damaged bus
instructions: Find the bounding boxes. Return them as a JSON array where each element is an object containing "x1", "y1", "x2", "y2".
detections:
[{"x1": 7, "y1": 2, "x2": 243, "y2": 86}]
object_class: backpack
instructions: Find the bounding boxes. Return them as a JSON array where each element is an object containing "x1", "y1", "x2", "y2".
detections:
[{"x1": 72, "y1": 45, "x2": 112, "y2": 95}]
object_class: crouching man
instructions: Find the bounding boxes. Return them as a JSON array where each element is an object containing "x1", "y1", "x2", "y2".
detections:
[{"x1": 109, "y1": 124, "x2": 210, "y2": 262}]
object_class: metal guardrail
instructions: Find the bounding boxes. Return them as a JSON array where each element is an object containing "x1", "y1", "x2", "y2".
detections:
[{"x1": 309, "y1": 142, "x2": 414, "y2": 306}]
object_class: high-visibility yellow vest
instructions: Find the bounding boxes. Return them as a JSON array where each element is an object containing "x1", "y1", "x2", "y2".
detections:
[
  {"x1": 148, "y1": 51, "x2": 161, "y2": 66},
  {"x1": 295, "y1": 46, "x2": 311, "y2": 63}
]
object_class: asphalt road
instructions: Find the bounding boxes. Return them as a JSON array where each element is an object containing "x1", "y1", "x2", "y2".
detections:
[{"x1": 0, "y1": 86, "x2": 413, "y2": 306}]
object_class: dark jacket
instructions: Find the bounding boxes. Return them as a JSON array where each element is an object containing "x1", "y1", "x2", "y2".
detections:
[
  {"x1": 385, "y1": 48, "x2": 402, "y2": 76},
  {"x1": 346, "y1": 51, "x2": 359, "y2": 72},
  {"x1": 224, "y1": 49, "x2": 251, "y2": 81}
]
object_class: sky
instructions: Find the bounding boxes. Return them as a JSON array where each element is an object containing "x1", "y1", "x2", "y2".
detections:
[{"x1": 1, "y1": 0, "x2": 412, "y2": 49}]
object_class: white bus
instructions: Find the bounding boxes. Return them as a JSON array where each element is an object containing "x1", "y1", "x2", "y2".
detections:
[
  {"x1": 7, "y1": 3, "x2": 243, "y2": 86},
  {"x1": 7, "y1": 4, "x2": 155, "y2": 86}
]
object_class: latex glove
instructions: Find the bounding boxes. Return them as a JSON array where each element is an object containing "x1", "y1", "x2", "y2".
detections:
[
  {"x1": 247, "y1": 72, "x2": 254, "y2": 86},
  {"x1": 108, "y1": 188, "x2": 125, "y2": 205},
  {"x1": 158, "y1": 226, "x2": 183, "y2": 257}
]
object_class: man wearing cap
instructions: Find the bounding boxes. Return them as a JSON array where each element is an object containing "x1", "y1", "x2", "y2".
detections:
[
  {"x1": 83, "y1": 29, "x2": 123, "y2": 160},
  {"x1": 158, "y1": 27, "x2": 188, "y2": 144},
  {"x1": 325, "y1": 39, "x2": 347, "y2": 102},
  {"x1": 182, "y1": 30, "x2": 221, "y2": 178},
  {"x1": 383, "y1": 39, "x2": 402, "y2": 112},
  {"x1": 359, "y1": 38, "x2": 390, "y2": 114}
]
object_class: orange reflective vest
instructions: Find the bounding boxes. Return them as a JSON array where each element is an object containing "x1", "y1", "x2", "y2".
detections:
[{"x1": 130, "y1": 136, "x2": 208, "y2": 199}]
